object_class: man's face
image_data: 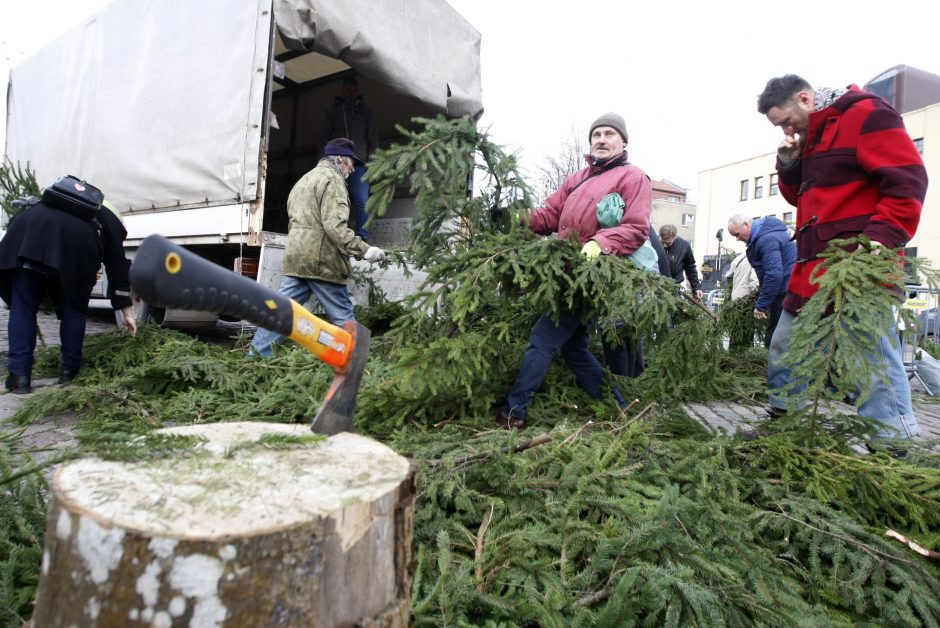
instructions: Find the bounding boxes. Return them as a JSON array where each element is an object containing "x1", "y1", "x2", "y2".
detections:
[
  {"x1": 661, "y1": 234, "x2": 675, "y2": 249},
  {"x1": 765, "y1": 92, "x2": 813, "y2": 138},
  {"x1": 339, "y1": 157, "x2": 355, "y2": 178},
  {"x1": 342, "y1": 81, "x2": 360, "y2": 99},
  {"x1": 590, "y1": 126, "x2": 625, "y2": 161},
  {"x1": 727, "y1": 221, "x2": 751, "y2": 243}
]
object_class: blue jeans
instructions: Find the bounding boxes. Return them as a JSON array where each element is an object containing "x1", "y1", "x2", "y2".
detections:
[
  {"x1": 7, "y1": 268, "x2": 86, "y2": 376},
  {"x1": 348, "y1": 165, "x2": 371, "y2": 241},
  {"x1": 768, "y1": 308, "x2": 919, "y2": 438},
  {"x1": 249, "y1": 276, "x2": 355, "y2": 358},
  {"x1": 503, "y1": 309, "x2": 613, "y2": 418}
]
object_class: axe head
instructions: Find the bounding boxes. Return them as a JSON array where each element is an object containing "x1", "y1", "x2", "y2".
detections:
[{"x1": 310, "y1": 321, "x2": 371, "y2": 435}]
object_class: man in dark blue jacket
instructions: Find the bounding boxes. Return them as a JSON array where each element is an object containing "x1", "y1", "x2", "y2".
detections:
[{"x1": 727, "y1": 214, "x2": 796, "y2": 347}]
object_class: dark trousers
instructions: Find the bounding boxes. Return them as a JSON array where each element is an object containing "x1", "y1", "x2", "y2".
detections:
[
  {"x1": 764, "y1": 294, "x2": 785, "y2": 349},
  {"x1": 603, "y1": 334, "x2": 645, "y2": 378},
  {"x1": 504, "y1": 309, "x2": 608, "y2": 418},
  {"x1": 348, "y1": 165, "x2": 371, "y2": 241},
  {"x1": 7, "y1": 268, "x2": 86, "y2": 376}
]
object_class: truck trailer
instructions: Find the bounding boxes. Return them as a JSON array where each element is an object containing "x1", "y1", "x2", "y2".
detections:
[{"x1": 4, "y1": 0, "x2": 483, "y2": 322}]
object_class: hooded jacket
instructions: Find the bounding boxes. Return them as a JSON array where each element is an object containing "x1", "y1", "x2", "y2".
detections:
[
  {"x1": 282, "y1": 159, "x2": 369, "y2": 284},
  {"x1": 528, "y1": 152, "x2": 651, "y2": 256},
  {"x1": 730, "y1": 253, "x2": 759, "y2": 301},
  {"x1": 777, "y1": 85, "x2": 927, "y2": 313},
  {"x1": 745, "y1": 216, "x2": 796, "y2": 313}
]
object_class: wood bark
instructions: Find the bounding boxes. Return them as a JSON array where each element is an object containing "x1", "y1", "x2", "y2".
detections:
[{"x1": 32, "y1": 423, "x2": 416, "y2": 627}]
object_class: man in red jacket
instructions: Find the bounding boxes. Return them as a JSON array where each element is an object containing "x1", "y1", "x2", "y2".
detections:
[
  {"x1": 757, "y1": 74, "x2": 928, "y2": 439},
  {"x1": 494, "y1": 113, "x2": 652, "y2": 429}
]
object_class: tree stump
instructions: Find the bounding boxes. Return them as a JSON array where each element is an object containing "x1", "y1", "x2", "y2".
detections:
[{"x1": 32, "y1": 422, "x2": 416, "y2": 627}]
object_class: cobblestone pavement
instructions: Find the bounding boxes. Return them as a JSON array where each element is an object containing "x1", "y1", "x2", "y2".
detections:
[{"x1": 683, "y1": 379, "x2": 940, "y2": 443}]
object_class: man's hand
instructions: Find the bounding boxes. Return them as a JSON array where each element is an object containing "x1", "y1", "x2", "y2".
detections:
[
  {"x1": 120, "y1": 306, "x2": 138, "y2": 337},
  {"x1": 753, "y1": 308, "x2": 768, "y2": 320},
  {"x1": 777, "y1": 132, "x2": 802, "y2": 162},
  {"x1": 580, "y1": 240, "x2": 601, "y2": 259},
  {"x1": 364, "y1": 246, "x2": 386, "y2": 263},
  {"x1": 695, "y1": 290, "x2": 704, "y2": 300}
]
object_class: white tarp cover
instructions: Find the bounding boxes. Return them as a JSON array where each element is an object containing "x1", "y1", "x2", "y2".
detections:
[
  {"x1": 5, "y1": 0, "x2": 271, "y2": 214},
  {"x1": 4, "y1": 0, "x2": 482, "y2": 215},
  {"x1": 275, "y1": 0, "x2": 483, "y2": 118}
]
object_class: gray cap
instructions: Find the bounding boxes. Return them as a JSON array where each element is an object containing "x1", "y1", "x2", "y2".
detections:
[{"x1": 589, "y1": 112, "x2": 628, "y2": 144}]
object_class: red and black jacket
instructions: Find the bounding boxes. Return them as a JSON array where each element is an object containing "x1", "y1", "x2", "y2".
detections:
[{"x1": 777, "y1": 85, "x2": 927, "y2": 313}]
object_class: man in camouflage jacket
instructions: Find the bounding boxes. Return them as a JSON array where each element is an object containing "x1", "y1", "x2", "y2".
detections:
[{"x1": 250, "y1": 138, "x2": 386, "y2": 357}]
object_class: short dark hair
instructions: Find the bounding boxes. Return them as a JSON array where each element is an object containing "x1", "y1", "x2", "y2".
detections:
[{"x1": 757, "y1": 74, "x2": 812, "y2": 114}]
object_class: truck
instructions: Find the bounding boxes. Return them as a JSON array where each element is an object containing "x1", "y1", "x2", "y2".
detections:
[{"x1": 4, "y1": 0, "x2": 482, "y2": 325}]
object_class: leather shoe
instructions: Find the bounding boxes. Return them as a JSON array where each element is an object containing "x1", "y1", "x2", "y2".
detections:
[
  {"x1": 5, "y1": 374, "x2": 32, "y2": 394},
  {"x1": 766, "y1": 406, "x2": 787, "y2": 419},
  {"x1": 59, "y1": 370, "x2": 78, "y2": 385},
  {"x1": 495, "y1": 409, "x2": 526, "y2": 430}
]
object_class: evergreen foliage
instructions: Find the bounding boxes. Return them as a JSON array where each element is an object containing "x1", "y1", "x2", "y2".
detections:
[
  {"x1": 718, "y1": 290, "x2": 766, "y2": 352},
  {"x1": 366, "y1": 115, "x2": 533, "y2": 268},
  {"x1": 0, "y1": 159, "x2": 41, "y2": 219},
  {"x1": 783, "y1": 240, "x2": 907, "y2": 423},
  {"x1": 2, "y1": 116, "x2": 939, "y2": 624},
  {"x1": 0, "y1": 432, "x2": 46, "y2": 625}
]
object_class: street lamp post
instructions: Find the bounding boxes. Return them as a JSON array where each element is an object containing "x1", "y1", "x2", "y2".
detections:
[{"x1": 715, "y1": 228, "x2": 724, "y2": 288}]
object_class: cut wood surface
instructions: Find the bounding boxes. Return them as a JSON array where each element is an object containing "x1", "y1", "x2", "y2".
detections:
[{"x1": 32, "y1": 422, "x2": 417, "y2": 627}]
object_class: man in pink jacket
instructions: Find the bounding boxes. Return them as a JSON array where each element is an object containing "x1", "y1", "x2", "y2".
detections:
[{"x1": 495, "y1": 113, "x2": 653, "y2": 429}]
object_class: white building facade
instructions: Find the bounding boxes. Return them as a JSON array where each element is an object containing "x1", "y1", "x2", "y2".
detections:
[{"x1": 693, "y1": 101, "x2": 940, "y2": 272}]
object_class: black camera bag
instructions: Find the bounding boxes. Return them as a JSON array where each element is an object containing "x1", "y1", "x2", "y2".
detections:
[{"x1": 41, "y1": 175, "x2": 103, "y2": 221}]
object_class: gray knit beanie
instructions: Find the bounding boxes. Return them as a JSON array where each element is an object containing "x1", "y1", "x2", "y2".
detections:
[{"x1": 589, "y1": 112, "x2": 628, "y2": 144}]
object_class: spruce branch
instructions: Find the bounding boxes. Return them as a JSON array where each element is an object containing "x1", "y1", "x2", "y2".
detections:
[{"x1": 771, "y1": 504, "x2": 913, "y2": 565}]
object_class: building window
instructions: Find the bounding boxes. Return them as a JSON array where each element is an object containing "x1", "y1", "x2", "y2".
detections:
[
  {"x1": 914, "y1": 138, "x2": 924, "y2": 154},
  {"x1": 682, "y1": 213, "x2": 695, "y2": 226},
  {"x1": 783, "y1": 211, "x2": 793, "y2": 225},
  {"x1": 769, "y1": 173, "x2": 778, "y2": 195},
  {"x1": 754, "y1": 176, "x2": 764, "y2": 199},
  {"x1": 740, "y1": 179, "x2": 749, "y2": 201}
]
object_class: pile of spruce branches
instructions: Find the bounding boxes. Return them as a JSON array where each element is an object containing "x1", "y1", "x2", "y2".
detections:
[{"x1": 2, "y1": 116, "x2": 940, "y2": 625}]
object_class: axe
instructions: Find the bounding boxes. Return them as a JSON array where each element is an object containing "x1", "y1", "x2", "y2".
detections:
[{"x1": 129, "y1": 234, "x2": 370, "y2": 435}]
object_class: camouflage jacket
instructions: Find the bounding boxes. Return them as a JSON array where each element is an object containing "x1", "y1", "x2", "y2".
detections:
[{"x1": 283, "y1": 159, "x2": 369, "y2": 284}]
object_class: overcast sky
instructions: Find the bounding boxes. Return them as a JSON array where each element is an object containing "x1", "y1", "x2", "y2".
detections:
[{"x1": 3, "y1": 1, "x2": 937, "y2": 201}]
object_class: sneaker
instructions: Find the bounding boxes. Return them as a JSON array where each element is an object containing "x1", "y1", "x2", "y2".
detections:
[
  {"x1": 495, "y1": 409, "x2": 526, "y2": 430},
  {"x1": 766, "y1": 406, "x2": 787, "y2": 419},
  {"x1": 4, "y1": 374, "x2": 32, "y2": 394}
]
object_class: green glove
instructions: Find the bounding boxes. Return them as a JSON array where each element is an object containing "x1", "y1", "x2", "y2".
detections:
[
  {"x1": 581, "y1": 240, "x2": 601, "y2": 259},
  {"x1": 596, "y1": 193, "x2": 624, "y2": 228}
]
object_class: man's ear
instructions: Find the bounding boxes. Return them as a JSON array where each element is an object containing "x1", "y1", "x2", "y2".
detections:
[{"x1": 796, "y1": 90, "x2": 814, "y2": 109}]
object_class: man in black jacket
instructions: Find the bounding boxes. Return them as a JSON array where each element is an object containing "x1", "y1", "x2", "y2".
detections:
[
  {"x1": 659, "y1": 224, "x2": 703, "y2": 299},
  {"x1": 0, "y1": 193, "x2": 136, "y2": 393}
]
